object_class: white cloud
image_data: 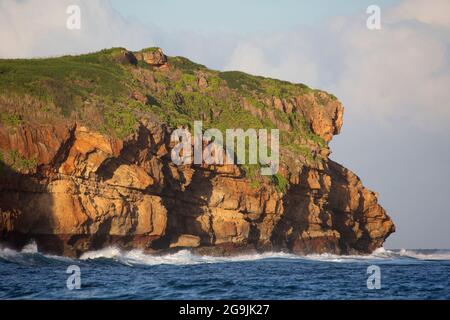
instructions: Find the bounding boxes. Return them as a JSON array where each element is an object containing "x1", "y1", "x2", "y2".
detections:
[
  {"x1": 333, "y1": 17, "x2": 450, "y2": 129},
  {"x1": 387, "y1": 0, "x2": 450, "y2": 28},
  {"x1": 225, "y1": 0, "x2": 450, "y2": 131},
  {"x1": 0, "y1": 0, "x2": 158, "y2": 58},
  {"x1": 224, "y1": 33, "x2": 323, "y2": 86},
  {"x1": 0, "y1": 0, "x2": 239, "y2": 70}
]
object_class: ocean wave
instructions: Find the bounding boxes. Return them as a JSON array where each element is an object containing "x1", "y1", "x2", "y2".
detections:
[
  {"x1": 79, "y1": 247, "x2": 299, "y2": 266},
  {"x1": 2, "y1": 243, "x2": 450, "y2": 266},
  {"x1": 20, "y1": 241, "x2": 38, "y2": 253},
  {"x1": 79, "y1": 246, "x2": 450, "y2": 265},
  {"x1": 396, "y1": 248, "x2": 450, "y2": 260},
  {"x1": 300, "y1": 248, "x2": 450, "y2": 262},
  {"x1": 298, "y1": 247, "x2": 394, "y2": 262},
  {"x1": 0, "y1": 241, "x2": 73, "y2": 265}
]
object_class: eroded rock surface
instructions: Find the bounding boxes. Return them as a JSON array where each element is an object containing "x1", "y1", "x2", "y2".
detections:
[
  {"x1": 0, "y1": 48, "x2": 394, "y2": 257},
  {"x1": 0, "y1": 114, "x2": 394, "y2": 257}
]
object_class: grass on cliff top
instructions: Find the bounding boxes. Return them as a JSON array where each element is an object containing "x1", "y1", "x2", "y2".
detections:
[
  {"x1": 0, "y1": 47, "x2": 331, "y2": 173},
  {"x1": 168, "y1": 56, "x2": 208, "y2": 74},
  {"x1": 0, "y1": 48, "x2": 328, "y2": 131},
  {"x1": 218, "y1": 71, "x2": 315, "y2": 98},
  {"x1": 0, "y1": 48, "x2": 129, "y2": 116}
]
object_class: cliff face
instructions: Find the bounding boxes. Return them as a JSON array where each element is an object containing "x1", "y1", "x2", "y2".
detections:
[{"x1": 0, "y1": 48, "x2": 394, "y2": 257}]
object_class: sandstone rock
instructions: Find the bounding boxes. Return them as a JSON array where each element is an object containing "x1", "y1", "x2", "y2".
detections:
[
  {"x1": 273, "y1": 97, "x2": 284, "y2": 112},
  {"x1": 197, "y1": 72, "x2": 208, "y2": 89},
  {"x1": 211, "y1": 208, "x2": 250, "y2": 245},
  {"x1": 106, "y1": 165, "x2": 154, "y2": 190},
  {"x1": 135, "y1": 195, "x2": 167, "y2": 236},
  {"x1": 137, "y1": 48, "x2": 167, "y2": 66},
  {"x1": 284, "y1": 99, "x2": 295, "y2": 114},
  {"x1": 0, "y1": 93, "x2": 393, "y2": 257},
  {"x1": 170, "y1": 234, "x2": 201, "y2": 248},
  {"x1": 294, "y1": 93, "x2": 344, "y2": 142}
]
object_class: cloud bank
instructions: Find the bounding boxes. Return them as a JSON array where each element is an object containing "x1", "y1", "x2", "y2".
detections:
[
  {"x1": 0, "y1": 0, "x2": 158, "y2": 58},
  {"x1": 225, "y1": 1, "x2": 450, "y2": 130}
]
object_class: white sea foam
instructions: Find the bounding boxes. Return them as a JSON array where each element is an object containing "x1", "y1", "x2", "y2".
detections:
[
  {"x1": 0, "y1": 240, "x2": 73, "y2": 263},
  {"x1": 0, "y1": 241, "x2": 37, "y2": 259},
  {"x1": 2, "y1": 244, "x2": 450, "y2": 265},
  {"x1": 301, "y1": 247, "x2": 450, "y2": 262},
  {"x1": 21, "y1": 240, "x2": 38, "y2": 253},
  {"x1": 397, "y1": 248, "x2": 450, "y2": 260},
  {"x1": 80, "y1": 247, "x2": 299, "y2": 266},
  {"x1": 79, "y1": 246, "x2": 450, "y2": 265},
  {"x1": 0, "y1": 246, "x2": 19, "y2": 259}
]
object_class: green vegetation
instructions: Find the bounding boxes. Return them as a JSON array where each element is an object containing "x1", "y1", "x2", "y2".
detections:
[
  {"x1": 271, "y1": 173, "x2": 289, "y2": 193},
  {"x1": 0, "y1": 111, "x2": 22, "y2": 126},
  {"x1": 0, "y1": 48, "x2": 129, "y2": 117},
  {"x1": 101, "y1": 101, "x2": 138, "y2": 138},
  {"x1": 218, "y1": 71, "x2": 313, "y2": 98},
  {"x1": 168, "y1": 56, "x2": 207, "y2": 74},
  {"x1": 0, "y1": 47, "x2": 339, "y2": 185},
  {"x1": 241, "y1": 164, "x2": 262, "y2": 189},
  {"x1": 261, "y1": 77, "x2": 312, "y2": 98},
  {"x1": 219, "y1": 71, "x2": 264, "y2": 93},
  {"x1": 0, "y1": 149, "x2": 37, "y2": 172},
  {"x1": 298, "y1": 116, "x2": 326, "y2": 147},
  {"x1": 286, "y1": 143, "x2": 314, "y2": 161}
]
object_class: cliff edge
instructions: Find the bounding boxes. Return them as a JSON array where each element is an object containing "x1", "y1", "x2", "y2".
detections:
[{"x1": 0, "y1": 47, "x2": 394, "y2": 257}]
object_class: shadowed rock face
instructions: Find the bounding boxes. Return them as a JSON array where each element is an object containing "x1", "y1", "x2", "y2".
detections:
[{"x1": 0, "y1": 49, "x2": 394, "y2": 257}]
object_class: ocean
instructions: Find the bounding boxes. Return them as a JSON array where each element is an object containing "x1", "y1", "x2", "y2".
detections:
[{"x1": 0, "y1": 243, "x2": 449, "y2": 300}]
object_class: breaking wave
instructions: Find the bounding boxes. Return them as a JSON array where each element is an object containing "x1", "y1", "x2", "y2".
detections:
[
  {"x1": 79, "y1": 246, "x2": 450, "y2": 265},
  {"x1": 79, "y1": 247, "x2": 299, "y2": 265},
  {"x1": 396, "y1": 248, "x2": 450, "y2": 260},
  {"x1": 0, "y1": 241, "x2": 73, "y2": 265},
  {"x1": 2, "y1": 243, "x2": 450, "y2": 266}
]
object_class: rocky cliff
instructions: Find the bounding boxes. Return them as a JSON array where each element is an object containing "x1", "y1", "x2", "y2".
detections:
[{"x1": 0, "y1": 47, "x2": 394, "y2": 257}]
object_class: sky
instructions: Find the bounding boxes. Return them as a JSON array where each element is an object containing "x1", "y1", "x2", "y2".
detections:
[
  {"x1": 110, "y1": 0, "x2": 399, "y2": 33},
  {"x1": 1, "y1": 0, "x2": 449, "y2": 249}
]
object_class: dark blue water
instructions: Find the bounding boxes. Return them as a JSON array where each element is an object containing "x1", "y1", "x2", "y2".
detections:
[{"x1": 1, "y1": 244, "x2": 449, "y2": 299}]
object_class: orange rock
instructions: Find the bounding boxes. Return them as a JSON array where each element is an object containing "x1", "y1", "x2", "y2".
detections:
[{"x1": 0, "y1": 116, "x2": 394, "y2": 256}]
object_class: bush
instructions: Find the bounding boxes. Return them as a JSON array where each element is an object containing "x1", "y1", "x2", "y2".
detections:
[
  {"x1": 103, "y1": 104, "x2": 138, "y2": 138},
  {"x1": 168, "y1": 56, "x2": 206, "y2": 74},
  {"x1": 271, "y1": 173, "x2": 288, "y2": 193},
  {"x1": 242, "y1": 164, "x2": 262, "y2": 189},
  {"x1": 0, "y1": 112, "x2": 22, "y2": 126},
  {"x1": 0, "y1": 51, "x2": 128, "y2": 117},
  {"x1": 219, "y1": 71, "x2": 264, "y2": 93},
  {"x1": 0, "y1": 149, "x2": 37, "y2": 172}
]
